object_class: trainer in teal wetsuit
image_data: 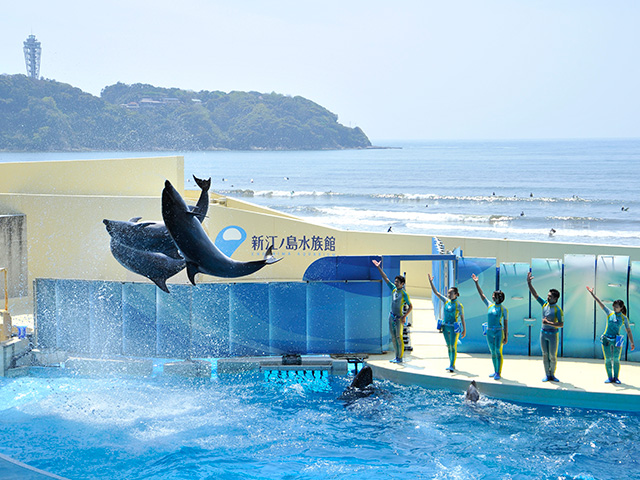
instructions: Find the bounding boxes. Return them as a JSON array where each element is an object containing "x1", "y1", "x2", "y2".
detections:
[
  {"x1": 587, "y1": 287, "x2": 636, "y2": 384},
  {"x1": 472, "y1": 274, "x2": 509, "y2": 380},
  {"x1": 527, "y1": 272, "x2": 563, "y2": 382},
  {"x1": 428, "y1": 274, "x2": 466, "y2": 372},
  {"x1": 373, "y1": 258, "x2": 412, "y2": 363}
]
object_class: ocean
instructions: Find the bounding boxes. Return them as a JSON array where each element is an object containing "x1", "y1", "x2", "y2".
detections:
[{"x1": 2, "y1": 138, "x2": 640, "y2": 246}]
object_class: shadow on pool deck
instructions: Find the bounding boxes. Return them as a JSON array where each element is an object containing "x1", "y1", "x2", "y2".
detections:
[{"x1": 367, "y1": 298, "x2": 640, "y2": 412}]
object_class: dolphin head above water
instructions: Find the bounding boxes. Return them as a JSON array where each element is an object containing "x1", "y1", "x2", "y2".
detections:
[
  {"x1": 350, "y1": 366, "x2": 373, "y2": 390},
  {"x1": 465, "y1": 380, "x2": 480, "y2": 403}
]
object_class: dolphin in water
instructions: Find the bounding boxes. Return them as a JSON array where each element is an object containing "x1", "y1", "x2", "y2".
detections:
[
  {"x1": 162, "y1": 179, "x2": 281, "y2": 283},
  {"x1": 338, "y1": 366, "x2": 376, "y2": 400},
  {"x1": 104, "y1": 176, "x2": 211, "y2": 292},
  {"x1": 465, "y1": 380, "x2": 480, "y2": 403}
]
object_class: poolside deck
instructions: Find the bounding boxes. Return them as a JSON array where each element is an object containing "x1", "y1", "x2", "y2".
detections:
[{"x1": 366, "y1": 298, "x2": 640, "y2": 412}]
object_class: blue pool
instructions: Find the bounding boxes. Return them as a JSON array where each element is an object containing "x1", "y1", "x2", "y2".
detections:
[{"x1": 0, "y1": 365, "x2": 638, "y2": 480}]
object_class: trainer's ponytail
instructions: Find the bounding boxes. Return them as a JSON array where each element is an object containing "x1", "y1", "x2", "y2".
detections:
[{"x1": 613, "y1": 299, "x2": 627, "y2": 316}]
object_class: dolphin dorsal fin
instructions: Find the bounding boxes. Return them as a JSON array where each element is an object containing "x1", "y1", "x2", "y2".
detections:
[
  {"x1": 152, "y1": 278, "x2": 171, "y2": 294},
  {"x1": 128, "y1": 216, "x2": 143, "y2": 223},
  {"x1": 186, "y1": 262, "x2": 200, "y2": 286}
]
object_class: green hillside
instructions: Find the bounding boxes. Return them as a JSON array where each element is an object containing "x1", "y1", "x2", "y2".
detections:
[{"x1": 0, "y1": 75, "x2": 371, "y2": 151}]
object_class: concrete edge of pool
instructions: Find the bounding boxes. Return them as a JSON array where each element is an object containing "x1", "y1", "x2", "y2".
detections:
[
  {"x1": 0, "y1": 453, "x2": 70, "y2": 480},
  {"x1": 366, "y1": 298, "x2": 640, "y2": 413}
]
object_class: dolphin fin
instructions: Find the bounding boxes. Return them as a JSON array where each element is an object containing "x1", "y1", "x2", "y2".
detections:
[
  {"x1": 263, "y1": 245, "x2": 282, "y2": 264},
  {"x1": 137, "y1": 221, "x2": 157, "y2": 229},
  {"x1": 186, "y1": 262, "x2": 200, "y2": 285},
  {"x1": 129, "y1": 216, "x2": 143, "y2": 223},
  {"x1": 193, "y1": 175, "x2": 211, "y2": 192},
  {"x1": 152, "y1": 278, "x2": 171, "y2": 294},
  {"x1": 186, "y1": 209, "x2": 206, "y2": 218}
]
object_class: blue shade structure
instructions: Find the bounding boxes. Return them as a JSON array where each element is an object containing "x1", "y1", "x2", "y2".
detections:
[
  {"x1": 122, "y1": 283, "x2": 157, "y2": 357},
  {"x1": 530, "y1": 258, "x2": 563, "y2": 356},
  {"x1": 562, "y1": 255, "x2": 597, "y2": 358},
  {"x1": 191, "y1": 283, "x2": 230, "y2": 357},
  {"x1": 306, "y1": 282, "x2": 346, "y2": 354},
  {"x1": 229, "y1": 283, "x2": 270, "y2": 356},
  {"x1": 156, "y1": 285, "x2": 192, "y2": 358},
  {"x1": 55, "y1": 280, "x2": 91, "y2": 353},
  {"x1": 499, "y1": 263, "x2": 532, "y2": 356},
  {"x1": 34, "y1": 279, "x2": 57, "y2": 349},
  {"x1": 627, "y1": 262, "x2": 640, "y2": 363},
  {"x1": 269, "y1": 282, "x2": 308, "y2": 354},
  {"x1": 455, "y1": 256, "x2": 497, "y2": 353},
  {"x1": 594, "y1": 255, "x2": 630, "y2": 360},
  {"x1": 89, "y1": 281, "x2": 123, "y2": 356}
]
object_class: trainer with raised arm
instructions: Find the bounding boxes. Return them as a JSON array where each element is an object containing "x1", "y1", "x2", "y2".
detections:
[
  {"x1": 372, "y1": 258, "x2": 412, "y2": 364},
  {"x1": 471, "y1": 273, "x2": 508, "y2": 380},
  {"x1": 527, "y1": 272, "x2": 563, "y2": 382},
  {"x1": 428, "y1": 273, "x2": 466, "y2": 372},
  {"x1": 586, "y1": 286, "x2": 635, "y2": 384}
]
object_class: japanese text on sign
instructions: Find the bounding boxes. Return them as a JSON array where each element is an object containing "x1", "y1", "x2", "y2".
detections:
[{"x1": 251, "y1": 235, "x2": 336, "y2": 252}]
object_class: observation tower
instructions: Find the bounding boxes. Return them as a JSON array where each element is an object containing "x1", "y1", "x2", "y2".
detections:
[{"x1": 23, "y1": 34, "x2": 41, "y2": 79}]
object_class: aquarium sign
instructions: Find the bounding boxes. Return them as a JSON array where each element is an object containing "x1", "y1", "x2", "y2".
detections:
[{"x1": 251, "y1": 234, "x2": 336, "y2": 252}]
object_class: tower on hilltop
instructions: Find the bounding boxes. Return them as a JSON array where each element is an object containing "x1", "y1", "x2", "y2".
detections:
[{"x1": 23, "y1": 34, "x2": 42, "y2": 79}]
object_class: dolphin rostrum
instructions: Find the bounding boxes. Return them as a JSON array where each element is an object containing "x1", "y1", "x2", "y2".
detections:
[
  {"x1": 103, "y1": 175, "x2": 211, "y2": 292},
  {"x1": 161, "y1": 179, "x2": 281, "y2": 283}
]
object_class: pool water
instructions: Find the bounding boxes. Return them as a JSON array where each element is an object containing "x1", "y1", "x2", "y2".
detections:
[{"x1": 0, "y1": 365, "x2": 638, "y2": 480}]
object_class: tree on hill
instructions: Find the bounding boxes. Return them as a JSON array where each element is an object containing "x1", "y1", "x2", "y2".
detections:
[{"x1": 0, "y1": 75, "x2": 371, "y2": 151}]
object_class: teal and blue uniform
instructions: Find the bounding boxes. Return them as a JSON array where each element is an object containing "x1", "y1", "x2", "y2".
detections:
[
  {"x1": 386, "y1": 278, "x2": 411, "y2": 361},
  {"x1": 482, "y1": 297, "x2": 508, "y2": 376},
  {"x1": 535, "y1": 296, "x2": 563, "y2": 378},
  {"x1": 601, "y1": 306, "x2": 630, "y2": 380},
  {"x1": 442, "y1": 299, "x2": 464, "y2": 369}
]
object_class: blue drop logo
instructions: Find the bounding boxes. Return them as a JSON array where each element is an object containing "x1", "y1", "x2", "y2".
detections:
[{"x1": 215, "y1": 226, "x2": 247, "y2": 257}]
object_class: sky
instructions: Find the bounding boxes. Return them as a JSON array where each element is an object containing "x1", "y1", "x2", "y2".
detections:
[{"x1": 2, "y1": 0, "x2": 639, "y2": 142}]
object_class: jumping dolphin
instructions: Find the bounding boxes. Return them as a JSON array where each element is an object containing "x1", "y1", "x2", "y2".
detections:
[
  {"x1": 104, "y1": 218, "x2": 182, "y2": 259},
  {"x1": 106, "y1": 235, "x2": 185, "y2": 293},
  {"x1": 161, "y1": 179, "x2": 281, "y2": 283},
  {"x1": 103, "y1": 175, "x2": 211, "y2": 292}
]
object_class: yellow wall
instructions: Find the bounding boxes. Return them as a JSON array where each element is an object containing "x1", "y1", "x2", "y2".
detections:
[
  {"x1": 0, "y1": 156, "x2": 184, "y2": 196},
  {"x1": 197, "y1": 205, "x2": 432, "y2": 283},
  {"x1": 0, "y1": 156, "x2": 433, "y2": 314},
  {"x1": 2, "y1": 155, "x2": 640, "y2": 315}
]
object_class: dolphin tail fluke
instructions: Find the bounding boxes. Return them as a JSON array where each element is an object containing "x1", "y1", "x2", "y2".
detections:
[
  {"x1": 193, "y1": 175, "x2": 211, "y2": 192},
  {"x1": 191, "y1": 176, "x2": 211, "y2": 223},
  {"x1": 264, "y1": 245, "x2": 282, "y2": 265},
  {"x1": 152, "y1": 278, "x2": 171, "y2": 294},
  {"x1": 186, "y1": 262, "x2": 200, "y2": 285}
]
